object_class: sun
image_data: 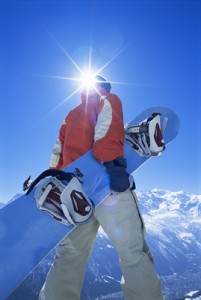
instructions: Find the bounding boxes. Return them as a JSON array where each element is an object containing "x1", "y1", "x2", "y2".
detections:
[
  {"x1": 80, "y1": 70, "x2": 96, "y2": 89},
  {"x1": 38, "y1": 30, "x2": 138, "y2": 119}
]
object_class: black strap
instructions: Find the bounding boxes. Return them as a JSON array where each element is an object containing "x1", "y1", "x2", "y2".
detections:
[{"x1": 26, "y1": 169, "x2": 75, "y2": 195}]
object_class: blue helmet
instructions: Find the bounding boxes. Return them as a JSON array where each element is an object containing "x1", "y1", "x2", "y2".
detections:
[{"x1": 95, "y1": 75, "x2": 111, "y2": 93}]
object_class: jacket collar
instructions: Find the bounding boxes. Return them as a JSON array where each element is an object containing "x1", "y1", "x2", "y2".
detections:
[{"x1": 81, "y1": 87, "x2": 109, "y2": 113}]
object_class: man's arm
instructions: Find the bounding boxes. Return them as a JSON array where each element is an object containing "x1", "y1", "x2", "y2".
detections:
[
  {"x1": 93, "y1": 94, "x2": 124, "y2": 162},
  {"x1": 93, "y1": 94, "x2": 131, "y2": 192},
  {"x1": 50, "y1": 119, "x2": 66, "y2": 169}
]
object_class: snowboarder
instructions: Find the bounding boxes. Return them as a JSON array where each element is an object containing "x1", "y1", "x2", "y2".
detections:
[{"x1": 39, "y1": 75, "x2": 163, "y2": 300}]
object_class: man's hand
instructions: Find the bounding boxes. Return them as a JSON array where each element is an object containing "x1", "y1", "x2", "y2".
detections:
[{"x1": 104, "y1": 157, "x2": 134, "y2": 192}]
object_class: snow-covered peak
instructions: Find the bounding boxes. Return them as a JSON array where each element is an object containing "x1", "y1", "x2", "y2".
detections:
[
  {"x1": 184, "y1": 290, "x2": 201, "y2": 299},
  {"x1": 137, "y1": 188, "x2": 201, "y2": 216}
]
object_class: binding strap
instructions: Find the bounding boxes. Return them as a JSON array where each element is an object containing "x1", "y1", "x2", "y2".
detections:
[{"x1": 26, "y1": 169, "x2": 76, "y2": 195}]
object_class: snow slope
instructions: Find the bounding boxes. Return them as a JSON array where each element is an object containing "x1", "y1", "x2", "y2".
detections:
[{"x1": 7, "y1": 189, "x2": 201, "y2": 300}]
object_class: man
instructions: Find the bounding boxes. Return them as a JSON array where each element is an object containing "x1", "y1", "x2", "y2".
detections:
[{"x1": 39, "y1": 75, "x2": 163, "y2": 300}]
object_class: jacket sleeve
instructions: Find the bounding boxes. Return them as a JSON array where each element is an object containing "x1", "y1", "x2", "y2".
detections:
[
  {"x1": 49, "y1": 119, "x2": 66, "y2": 169},
  {"x1": 93, "y1": 94, "x2": 125, "y2": 163}
]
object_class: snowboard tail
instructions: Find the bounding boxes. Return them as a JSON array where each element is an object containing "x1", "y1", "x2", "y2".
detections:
[{"x1": 0, "y1": 107, "x2": 179, "y2": 300}]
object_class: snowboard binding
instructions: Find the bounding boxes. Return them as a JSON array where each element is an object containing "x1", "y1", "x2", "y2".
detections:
[
  {"x1": 125, "y1": 113, "x2": 167, "y2": 157},
  {"x1": 24, "y1": 169, "x2": 94, "y2": 226}
]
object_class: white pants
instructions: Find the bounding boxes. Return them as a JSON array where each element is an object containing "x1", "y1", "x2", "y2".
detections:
[{"x1": 39, "y1": 189, "x2": 163, "y2": 300}]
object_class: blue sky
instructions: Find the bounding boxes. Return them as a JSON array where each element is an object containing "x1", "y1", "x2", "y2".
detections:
[{"x1": 1, "y1": 0, "x2": 200, "y2": 203}]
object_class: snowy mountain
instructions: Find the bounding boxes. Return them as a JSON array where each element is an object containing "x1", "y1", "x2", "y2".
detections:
[
  {"x1": 139, "y1": 189, "x2": 201, "y2": 274},
  {"x1": 7, "y1": 189, "x2": 201, "y2": 300},
  {"x1": 184, "y1": 290, "x2": 201, "y2": 299}
]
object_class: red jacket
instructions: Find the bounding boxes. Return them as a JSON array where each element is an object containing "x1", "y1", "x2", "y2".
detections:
[{"x1": 50, "y1": 88, "x2": 125, "y2": 170}]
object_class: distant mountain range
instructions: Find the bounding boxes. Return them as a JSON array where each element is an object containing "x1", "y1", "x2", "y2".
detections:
[{"x1": 4, "y1": 189, "x2": 201, "y2": 300}]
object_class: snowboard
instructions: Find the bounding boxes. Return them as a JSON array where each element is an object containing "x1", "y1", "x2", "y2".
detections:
[{"x1": 0, "y1": 107, "x2": 179, "y2": 300}]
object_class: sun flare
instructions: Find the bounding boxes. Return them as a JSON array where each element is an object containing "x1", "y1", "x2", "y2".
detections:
[
  {"x1": 80, "y1": 70, "x2": 96, "y2": 89},
  {"x1": 38, "y1": 30, "x2": 139, "y2": 121}
]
